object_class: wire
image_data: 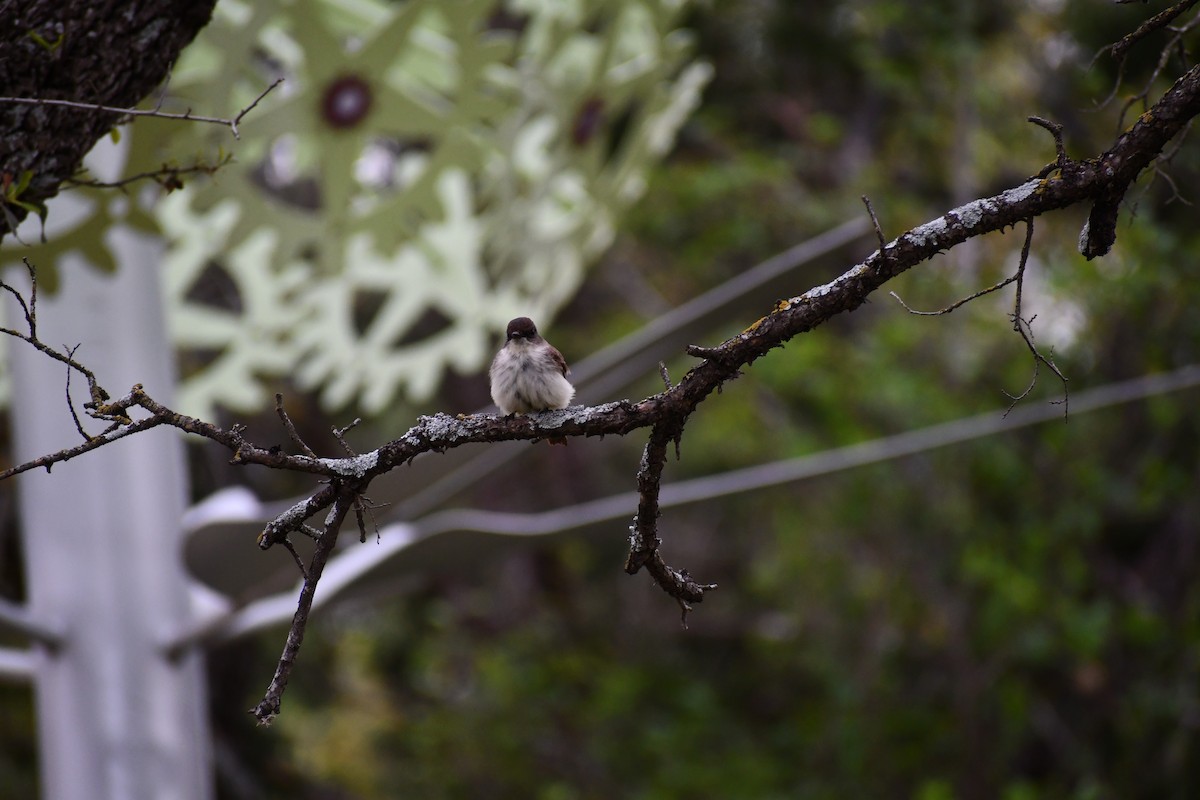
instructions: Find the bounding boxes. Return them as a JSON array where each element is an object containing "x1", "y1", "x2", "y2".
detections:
[{"x1": 190, "y1": 363, "x2": 1200, "y2": 648}]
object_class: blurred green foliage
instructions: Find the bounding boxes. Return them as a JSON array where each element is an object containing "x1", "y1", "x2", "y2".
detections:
[
  {"x1": 6, "y1": 0, "x2": 1200, "y2": 797},
  {"x1": 198, "y1": 1, "x2": 1200, "y2": 798},
  {"x1": 194, "y1": 2, "x2": 1200, "y2": 798}
]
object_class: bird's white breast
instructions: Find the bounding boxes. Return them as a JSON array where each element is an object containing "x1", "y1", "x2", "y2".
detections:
[{"x1": 489, "y1": 342, "x2": 574, "y2": 413}]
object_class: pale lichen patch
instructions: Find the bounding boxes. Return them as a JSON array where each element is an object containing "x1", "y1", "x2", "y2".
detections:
[
  {"x1": 952, "y1": 199, "x2": 990, "y2": 228},
  {"x1": 317, "y1": 451, "x2": 380, "y2": 477},
  {"x1": 999, "y1": 177, "x2": 1040, "y2": 206},
  {"x1": 906, "y1": 216, "x2": 949, "y2": 248},
  {"x1": 420, "y1": 412, "x2": 477, "y2": 443},
  {"x1": 534, "y1": 407, "x2": 573, "y2": 429},
  {"x1": 804, "y1": 261, "x2": 873, "y2": 300}
]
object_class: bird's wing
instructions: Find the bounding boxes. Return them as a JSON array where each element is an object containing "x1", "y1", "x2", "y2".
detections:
[{"x1": 547, "y1": 344, "x2": 570, "y2": 377}]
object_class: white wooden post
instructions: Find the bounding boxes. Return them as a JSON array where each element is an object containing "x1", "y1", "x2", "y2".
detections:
[{"x1": 8, "y1": 228, "x2": 213, "y2": 799}]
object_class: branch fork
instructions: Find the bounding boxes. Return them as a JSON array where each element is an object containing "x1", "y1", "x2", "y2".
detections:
[{"x1": 4, "y1": 38, "x2": 1199, "y2": 724}]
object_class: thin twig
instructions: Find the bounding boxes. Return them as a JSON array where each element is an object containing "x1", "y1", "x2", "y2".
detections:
[
  {"x1": 658, "y1": 362, "x2": 673, "y2": 391},
  {"x1": 251, "y1": 490, "x2": 352, "y2": 726},
  {"x1": 63, "y1": 344, "x2": 92, "y2": 442},
  {"x1": 0, "y1": 415, "x2": 167, "y2": 480},
  {"x1": 230, "y1": 79, "x2": 284, "y2": 138},
  {"x1": 275, "y1": 393, "x2": 317, "y2": 458},
  {"x1": 861, "y1": 195, "x2": 887, "y2": 250},
  {"x1": 353, "y1": 494, "x2": 386, "y2": 544},
  {"x1": 1095, "y1": 3, "x2": 1200, "y2": 128},
  {"x1": 0, "y1": 78, "x2": 283, "y2": 140},
  {"x1": 10, "y1": 259, "x2": 36, "y2": 337},
  {"x1": 354, "y1": 497, "x2": 369, "y2": 544},
  {"x1": 625, "y1": 420, "x2": 717, "y2": 619},
  {"x1": 1029, "y1": 116, "x2": 1069, "y2": 176},
  {"x1": 889, "y1": 274, "x2": 1018, "y2": 317},
  {"x1": 66, "y1": 154, "x2": 234, "y2": 192},
  {"x1": 332, "y1": 418, "x2": 362, "y2": 456},
  {"x1": 1004, "y1": 219, "x2": 1070, "y2": 418},
  {"x1": 1, "y1": 260, "x2": 110, "y2": 414},
  {"x1": 1117, "y1": 31, "x2": 1182, "y2": 131},
  {"x1": 1108, "y1": 0, "x2": 1198, "y2": 64},
  {"x1": 1153, "y1": 158, "x2": 1194, "y2": 205},
  {"x1": 280, "y1": 538, "x2": 309, "y2": 581}
]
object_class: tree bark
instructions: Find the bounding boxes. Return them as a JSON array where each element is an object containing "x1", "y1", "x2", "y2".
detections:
[{"x1": 0, "y1": 0, "x2": 217, "y2": 238}]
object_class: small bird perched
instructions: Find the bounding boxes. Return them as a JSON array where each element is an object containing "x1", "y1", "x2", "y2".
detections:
[{"x1": 489, "y1": 316, "x2": 575, "y2": 424}]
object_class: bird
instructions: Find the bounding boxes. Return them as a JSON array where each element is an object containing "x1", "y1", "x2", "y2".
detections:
[{"x1": 489, "y1": 317, "x2": 575, "y2": 443}]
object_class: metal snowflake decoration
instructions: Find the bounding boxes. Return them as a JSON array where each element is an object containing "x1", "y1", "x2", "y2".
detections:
[{"x1": 4, "y1": 0, "x2": 710, "y2": 418}]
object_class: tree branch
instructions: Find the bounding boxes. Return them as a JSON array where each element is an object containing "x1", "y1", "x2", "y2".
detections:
[
  {"x1": 251, "y1": 488, "x2": 353, "y2": 726},
  {"x1": 0, "y1": 0, "x2": 221, "y2": 239},
  {"x1": 1106, "y1": 0, "x2": 1199, "y2": 65},
  {"x1": 1003, "y1": 219, "x2": 1069, "y2": 416},
  {"x1": 0, "y1": 78, "x2": 281, "y2": 141},
  {"x1": 626, "y1": 420, "x2": 717, "y2": 626},
  {"x1": 5, "y1": 46, "x2": 1200, "y2": 725},
  {"x1": 65, "y1": 153, "x2": 234, "y2": 193}
]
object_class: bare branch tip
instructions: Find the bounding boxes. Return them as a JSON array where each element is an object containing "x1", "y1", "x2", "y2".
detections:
[
  {"x1": 658, "y1": 361, "x2": 673, "y2": 391},
  {"x1": 861, "y1": 194, "x2": 887, "y2": 250},
  {"x1": 250, "y1": 702, "x2": 278, "y2": 727},
  {"x1": 686, "y1": 344, "x2": 722, "y2": 361},
  {"x1": 280, "y1": 538, "x2": 309, "y2": 580},
  {"x1": 333, "y1": 418, "x2": 362, "y2": 455},
  {"x1": 275, "y1": 395, "x2": 317, "y2": 458},
  {"x1": 678, "y1": 598, "x2": 692, "y2": 628}
]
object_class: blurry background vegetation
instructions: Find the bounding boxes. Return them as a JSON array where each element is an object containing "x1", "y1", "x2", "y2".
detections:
[{"x1": 5, "y1": 0, "x2": 1200, "y2": 798}]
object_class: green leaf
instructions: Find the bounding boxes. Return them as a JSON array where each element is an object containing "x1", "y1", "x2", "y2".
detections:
[
  {"x1": 5, "y1": 170, "x2": 34, "y2": 201},
  {"x1": 25, "y1": 29, "x2": 64, "y2": 53}
]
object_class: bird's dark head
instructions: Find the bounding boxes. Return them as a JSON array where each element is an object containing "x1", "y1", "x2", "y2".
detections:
[{"x1": 505, "y1": 317, "x2": 539, "y2": 341}]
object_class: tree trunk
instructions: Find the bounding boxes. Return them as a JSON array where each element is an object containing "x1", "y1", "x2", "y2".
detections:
[{"x1": 0, "y1": 0, "x2": 217, "y2": 238}]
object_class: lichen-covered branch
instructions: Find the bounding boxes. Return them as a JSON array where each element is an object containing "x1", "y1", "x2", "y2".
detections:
[
  {"x1": 250, "y1": 487, "x2": 354, "y2": 726},
  {"x1": 625, "y1": 420, "x2": 718, "y2": 625},
  {"x1": 1106, "y1": 0, "x2": 1199, "y2": 66},
  {"x1": 3, "y1": 28, "x2": 1199, "y2": 725}
]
